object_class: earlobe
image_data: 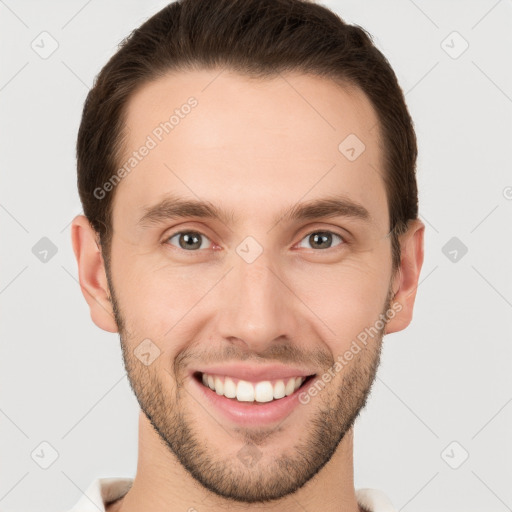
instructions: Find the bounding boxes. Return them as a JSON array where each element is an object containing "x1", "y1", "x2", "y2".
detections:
[
  {"x1": 384, "y1": 219, "x2": 425, "y2": 335},
  {"x1": 71, "y1": 215, "x2": 118, "y2": 333}
]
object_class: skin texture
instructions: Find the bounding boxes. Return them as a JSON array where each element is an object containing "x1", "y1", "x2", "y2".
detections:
[{"x1": 72, "y1": 69, "x2": 424, "y2": 512}]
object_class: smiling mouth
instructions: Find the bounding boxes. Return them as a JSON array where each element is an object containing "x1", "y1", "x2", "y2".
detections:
[{"x1": 193, "y1": 371, "x2": 316, "y2": 404}]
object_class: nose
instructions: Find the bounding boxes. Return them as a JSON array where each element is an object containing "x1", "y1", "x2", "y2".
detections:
[{"x1": 215, "y1": 250, "x2": 299, "y2": 354}]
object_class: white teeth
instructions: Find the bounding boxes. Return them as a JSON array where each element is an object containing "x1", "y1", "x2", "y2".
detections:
[
  {"x1": 254, "y1": 381, "x2": 274, "y2": 402},
  {"x1": 285, "y1": 378, "x2": 296, "y2": 396},
  {"x1": 273, "y1": 380, "x2": 286, "y2": 399},
  {"x1": 214, "y1": 376, "x2": 224, "y2": 395},
  {"x1": 200, "y1": 373, "x2": 307, "y2": 403},
  {"x1": 236, "y1": 380, "x2": 255, "y2": 402},
  {"x1": 224, "y1": 377, "x2": 237, "y2": 398}
]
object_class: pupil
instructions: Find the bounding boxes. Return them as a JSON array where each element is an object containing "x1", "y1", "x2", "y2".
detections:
[
  {"x1": 180, "y1": 232, "x2": 201, "y2": 250},
  {"x1": 311, "y1": 232, "x2": 331, "y2": 249},
  {"x1": 177, "y1": 232, "x2": 333, "y2": 251}
]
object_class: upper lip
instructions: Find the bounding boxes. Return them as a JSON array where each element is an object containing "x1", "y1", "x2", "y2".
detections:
[{"x1": 192, "y1": 363, "x2": 316, "y2": 382}]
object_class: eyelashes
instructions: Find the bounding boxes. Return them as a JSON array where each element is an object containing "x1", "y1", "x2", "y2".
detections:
[
  {"x1": 296, "y1": 230, "x2": 345, "y2": 251},
  {"x1": 164, "y1": 229, "x2": 347, "y2": 254}
]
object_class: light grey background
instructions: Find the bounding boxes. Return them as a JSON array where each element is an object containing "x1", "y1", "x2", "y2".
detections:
[{"x1": 1, "y1": 0, "x2": 511, "y2": 511}]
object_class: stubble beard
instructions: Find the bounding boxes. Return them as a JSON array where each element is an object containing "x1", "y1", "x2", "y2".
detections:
[{"x1": 106, "y1": 268, "x2": 391, "y2": 503}]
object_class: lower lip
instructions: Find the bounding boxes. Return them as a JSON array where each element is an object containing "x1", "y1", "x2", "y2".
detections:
[{"x1": 191, "y1": 374, "x2": 315, "y2": 427}]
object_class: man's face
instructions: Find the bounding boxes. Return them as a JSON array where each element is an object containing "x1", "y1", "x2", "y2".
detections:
[{"x1": 106, "y1": 70, "x2": 398, "y2": 502}]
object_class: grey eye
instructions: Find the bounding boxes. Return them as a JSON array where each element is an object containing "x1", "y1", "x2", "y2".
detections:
[
  {"x1": 297, "y1": 231, "x2": 344, "y2": 250},
  {"x1": 167, "y1": 231, "x2": 211, "y2": 251}
]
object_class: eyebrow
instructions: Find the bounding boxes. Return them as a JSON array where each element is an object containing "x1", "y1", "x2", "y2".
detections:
[{"x1": 138, "y1": 193, "x2": 371, "y2": 228}]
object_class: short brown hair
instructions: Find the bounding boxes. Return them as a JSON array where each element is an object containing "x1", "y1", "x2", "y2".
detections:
[{"x1": 76, "y1": 0, "x2": 418, "y2": 270}]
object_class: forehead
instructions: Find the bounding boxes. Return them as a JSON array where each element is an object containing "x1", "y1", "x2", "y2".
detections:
[{"x1": 113, "y1": 69, "x2": 387, "y2": 231}]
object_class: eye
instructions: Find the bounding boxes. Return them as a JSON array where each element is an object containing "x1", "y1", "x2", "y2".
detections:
[
  {"x1": 296, "y1": 230, "x2": 345, "y2": 250},
  {"x1": 164, "y1": 229, "x2": 347, "y2": 253},
  {"x1": 166, "y1": 231, "x2": 212, "y2": 251}
]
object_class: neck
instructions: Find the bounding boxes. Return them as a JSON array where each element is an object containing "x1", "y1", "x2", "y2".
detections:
[{"x1": 108, "y1": 411, "x2": 362, "y2": 512}]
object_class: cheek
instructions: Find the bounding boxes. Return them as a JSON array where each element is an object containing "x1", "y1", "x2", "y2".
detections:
[
  {"x1": 110, "y1": 234, "x2": 392, "y2": 351},
  {"x1": 110, "y1": 248, "x2": 213, "y2": 341},
  {"x1": 292, "y1": 259, "x2": 391, "y2": 351}
]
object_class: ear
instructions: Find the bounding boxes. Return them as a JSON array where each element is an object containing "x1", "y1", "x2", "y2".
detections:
[
  {"x1": 385, "y1": 219, "x2": 425, "y2": 334},
  {"x1": 71, "y1": 215, "x2": 118, "y2": 333}
]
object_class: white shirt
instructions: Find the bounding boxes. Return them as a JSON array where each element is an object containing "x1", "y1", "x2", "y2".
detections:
[{"x1": 66, "y1": 478, "x2": 397, "y2": 512}]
